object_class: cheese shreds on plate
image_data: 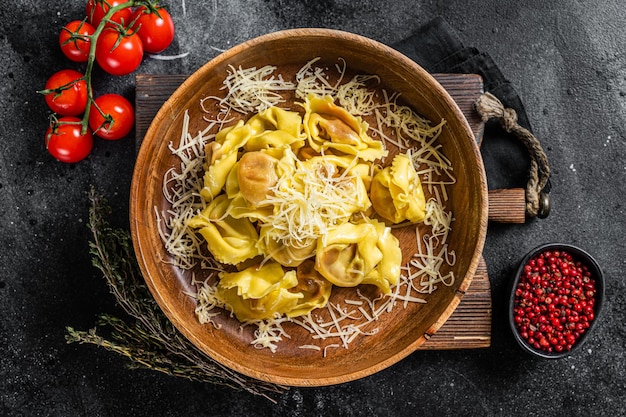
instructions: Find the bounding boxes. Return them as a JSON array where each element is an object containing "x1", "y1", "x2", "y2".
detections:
[{"x1": 155, "y1": 58, "x2": 457, "y2": 354}]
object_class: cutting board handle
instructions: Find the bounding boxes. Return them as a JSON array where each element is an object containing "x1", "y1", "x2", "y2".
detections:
[
  {"x1": 476, "y1": 93, "x2": 552, "y2": 223},
  {"x1": 488, "y1": 188, "x2": 525, "y2": 223},
  {"x1": 488, "y1": 187, "x2": 551, "y2": 223}
]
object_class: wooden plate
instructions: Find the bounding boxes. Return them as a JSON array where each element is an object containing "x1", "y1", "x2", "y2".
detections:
[{"x1": 130, "y1": 28, "x2": 488, "y2": 386}]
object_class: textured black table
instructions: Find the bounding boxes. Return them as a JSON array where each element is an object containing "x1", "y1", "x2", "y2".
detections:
[{"x1": 2, "y1": 1, "x2": 625, "y2": 416}]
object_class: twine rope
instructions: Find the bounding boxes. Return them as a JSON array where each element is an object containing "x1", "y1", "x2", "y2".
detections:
[{"x1": 475, "y1": 92, "x2": 551, "y2": 218}]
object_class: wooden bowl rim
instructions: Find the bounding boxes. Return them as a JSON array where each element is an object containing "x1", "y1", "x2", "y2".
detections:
[{"x1": 130, "y1": 28, "x2": 488, "y2": 386}]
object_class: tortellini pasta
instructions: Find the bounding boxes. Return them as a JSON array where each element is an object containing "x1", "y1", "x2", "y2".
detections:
[
  {"x1": 288, "y1": 260, "x2": 334, "y2": 317},
  {"x1": 200, "y1": 141, "x2": 239, "y2": 202},
  {"x1": 188, "y1": 194, "x2": 259, "y2": 265},
  {"x1": 314, "y1": 220, "x2": 400, "y2": 294},
  {"x1": 237, "y1": 151, "x2": 279, "y2": 207},
  {"x1": 200, "y1": 107, "x2": 303, "y2": 202},
  {"x1": 216, "y1": 261, "x2": 332, "y2": 321},
  {"x1": 370, "y1": 153, "x2": 426, "y2": 224},
  {"x1": 216, "y1": 262, "x2": 302, "y2": 321},
  {"x1": 360, "y1": 219, "x2": 402, "y2": 294},
  {"x1": 303, "y1": 94, "x2": 388, "y2": 162},
  {"x1": 244, "y1": 106, "x2": 305, "y2": 151},
  {"x1": 315, "y1": 222, "x2": 382, "y2": 287},
  {"x1": 257, "y1": 224, "x2": 316, "y2": 267},
  {"x1": 189, "y1": 94, "x2": 427, "y2": 321}
]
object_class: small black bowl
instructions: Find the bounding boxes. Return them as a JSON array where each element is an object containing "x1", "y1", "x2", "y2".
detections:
[{"x1": 508, "y1": 243, "x2": 605, "y2": 359}]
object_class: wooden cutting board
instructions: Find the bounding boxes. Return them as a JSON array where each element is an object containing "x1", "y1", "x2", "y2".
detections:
[{"x1": 134, "y1": 73, "x2": 492, "y2": 350}]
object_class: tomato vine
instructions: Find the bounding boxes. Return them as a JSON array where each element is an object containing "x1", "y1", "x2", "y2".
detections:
[{"x1": 39, "y1": 0, "x2": 175, "y2": 162}]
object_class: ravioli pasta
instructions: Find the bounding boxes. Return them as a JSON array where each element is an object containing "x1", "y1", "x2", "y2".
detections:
[{"x1": 189, "y1": 93, "x2": 427, "y2": 321}]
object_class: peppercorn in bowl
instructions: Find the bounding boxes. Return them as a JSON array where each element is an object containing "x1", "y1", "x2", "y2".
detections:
[{"x1": 508, "y1": 243, "x2": 604, "y2": 359}]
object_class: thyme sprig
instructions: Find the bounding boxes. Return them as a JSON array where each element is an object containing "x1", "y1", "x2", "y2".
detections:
[{"x1": 66, "y1": 188, "x2": 286, "y2": 400}]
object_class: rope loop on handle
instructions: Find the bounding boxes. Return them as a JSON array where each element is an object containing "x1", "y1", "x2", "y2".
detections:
[{"x1": 475, "y1": 92, "x2": 551, "y2": 218}]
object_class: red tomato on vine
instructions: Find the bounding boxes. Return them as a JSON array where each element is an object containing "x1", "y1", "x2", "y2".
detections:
[
  {"x1": 95, "y1": 27, "x2": 144, "y2": 76},
  {"x1": 45, "y1": 117, "x2": 94, "y2": 163},
  {"x1": 88, "y1": 94, "x2": 135, "y2": 140},
  {"x1": 86, "y1": 0, "x2": 133, "y2": 28},
  {"x1": 131, "y1": 6, "x2": 175, "y2": 53},
  {"x1": 42, "y1": 69, "x2": 88, "y2": 117},
  {"x1": 41, "y1": 0, "x2": 179, "y2": 163},
  {"x1": 59, "y1": 20, "x2": 96, "y2": 63}
]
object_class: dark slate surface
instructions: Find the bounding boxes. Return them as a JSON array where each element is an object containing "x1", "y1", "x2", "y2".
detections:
[{"x1": 1, "y1": 1, "x2": 625, "y2": 416}]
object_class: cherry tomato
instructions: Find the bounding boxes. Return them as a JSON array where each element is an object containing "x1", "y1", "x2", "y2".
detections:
[
  {"x1": 95, "y1": 28, "x2": 143, "y2": 76},
  {"x1": 88, "y1": 94, "x2": 135, "y2": 140},
  {"x1": 45, "y1": 117, "x2": 93, "y2": 163},
  {"x1": 42, "y1": 69, "x2": 88, "y2": 116},
  {"x1": 86, "y1": 0, "x2": 133, "y2": 28},
  {"x1": 131, "y1": 6, "x2": 175, "y2": 54},
  {"x1": 59, "y1": 20, "x2": 96, "y2": 63}
]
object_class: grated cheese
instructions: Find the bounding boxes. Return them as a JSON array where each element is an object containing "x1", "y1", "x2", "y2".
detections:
[
  {"x1": 157, "y1": 58, "x2": 459, "y2": 355},
  {"x1": 299, "y1": 344, "x2": 322, "y2": 351},
  {"x1": 295, "y1": 57, "x2": 347, "y2": 99},
  {"x1": 195, "y1": 282, "x2": 224, "y2": 329},
  {"x1": 155, "y1": 111, "x2": 222, "y2": 271},
  {"x1": 323, "y1": 344, "x2": 341, "y2": 357},
  {"x1": 260, "y1": 149, "x2": 366, "y2": 248},
  {"x1": 205, "y1": 64, "x2": 296, "y2": 115},
  {"x1": 250, "y1": 318, "x2": 291, "y2": 353}
]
